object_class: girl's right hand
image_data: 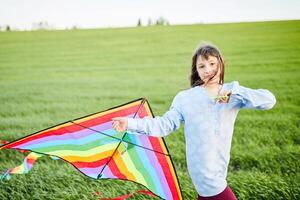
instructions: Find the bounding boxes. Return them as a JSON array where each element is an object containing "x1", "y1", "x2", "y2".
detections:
[
  {"x1": 218, "y1": 91, "x2": 232, "y2": 103},
  {"x1": 112, "y1": 117, "x2": 128, "y2": 132}
]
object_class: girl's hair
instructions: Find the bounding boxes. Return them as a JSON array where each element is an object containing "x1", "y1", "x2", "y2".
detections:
[{"x1": 190, "y1": 43, "x2": 225, "y2": 87}]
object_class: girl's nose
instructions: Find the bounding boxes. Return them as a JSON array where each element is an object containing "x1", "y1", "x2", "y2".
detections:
[{"x1": 204, "y1": 67, "x2": 211, "y2": 74}]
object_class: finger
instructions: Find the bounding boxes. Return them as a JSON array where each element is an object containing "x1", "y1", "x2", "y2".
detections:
[
  {"x1": 112, "y1": 121, "x2": 118, "y2": 127},
  {"x1": 112, "y1": 122, "x2": 119, "y2": 130},
  {"x1": 223, "y1": 96, "x2": 229, "y2": 103},
  {"x1": 113, "y1": 122, "x2": 120, "y2": 127}
]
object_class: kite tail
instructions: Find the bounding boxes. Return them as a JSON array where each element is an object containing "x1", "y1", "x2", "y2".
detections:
[
  {"x1": 1, "y1": 152, "x2": 42, "y2": 181},
  {"x1": 0, "y1": 170, "x2": 11, "y2": 180}
]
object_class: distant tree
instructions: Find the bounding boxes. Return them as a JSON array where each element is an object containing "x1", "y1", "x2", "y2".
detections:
[
  {"x1": 137, "y1": 18, "x2": 142, "y2": 27},
  {"x1": 147, "y1": 18, "x2": 152, "y2": 26},
  {"x1": 6, "y1": 25, "x2": 10, "y2": 31},
  {"x1": 32, "y1": 21, "x2": 50, "y2": 30},
  {"x1": 155, "y1": 17, "x2": 169, "y2": 26}
]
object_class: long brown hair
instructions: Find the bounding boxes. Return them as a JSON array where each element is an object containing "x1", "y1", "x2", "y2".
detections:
[{"x1": 190, "y1": 43, "x2": 225, "y2": 87}]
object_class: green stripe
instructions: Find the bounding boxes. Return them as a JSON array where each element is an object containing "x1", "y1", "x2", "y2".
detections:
[
  {"x1": 33, "y1": 137, "x2": 118, "y2": 153},
  {"x1": 122, "y1": 142, "x2": 156, "y2": 192}
]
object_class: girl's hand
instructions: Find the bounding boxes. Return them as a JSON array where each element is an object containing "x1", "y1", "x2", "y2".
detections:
[
  {"x1": 217, "y1": 90, "x2": 232, "y2": 103},
  {"x1": 112, "y1": 117, "x2": 128, "y2": 132}
]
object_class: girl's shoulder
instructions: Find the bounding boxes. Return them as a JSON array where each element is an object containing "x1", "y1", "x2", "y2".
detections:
[
  {"x1": 225, "y1": 80, "x2": 241, "y2": 90},
  {"x1": 226, "y1": 80, "x2": 239, "y2": 86}
]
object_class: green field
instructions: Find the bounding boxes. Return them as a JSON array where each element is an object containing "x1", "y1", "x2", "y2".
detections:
[{"x1": 0, "y1": 20, "x2": 299, "y2": 199}]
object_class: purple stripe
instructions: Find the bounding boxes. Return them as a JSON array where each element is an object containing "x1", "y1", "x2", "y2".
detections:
[
  {"x1": 78, "y1": 164, "x2": 117, "y2": 179},
  {"x1": 101, "y1": 164, "x2": 117, "y2": 179},
  {"x1": 139, "y1": 137, "x2": 172, "y2": 198},
  {"x1": 79, "y1": 166, "x2": 103, "y2": 178},
  {"x1": 17, "y1": 113, "x2": 136, "y2": 148},
  {"x1": 16, "y1": 121, "x2": 114, "y2": 147}
]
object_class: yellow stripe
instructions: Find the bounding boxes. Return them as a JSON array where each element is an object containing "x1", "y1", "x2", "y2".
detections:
[
  {"x1": 113, "y1": 150, "x2": 136, "y2": 181},
  {"x1": 46, "y1": 143, "x2": 117, "y2": 162},
  {"x1": 117, "y1": 147, "x2": 149, "y2": 187},
  {"x1": 62, "y1": 149, "x2": 114, "y2": 162}
]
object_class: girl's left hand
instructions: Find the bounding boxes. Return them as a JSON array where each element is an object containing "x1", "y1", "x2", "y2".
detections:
[
  {"x1": 217, "y1": 90, "x2": 231, "y2": 103},
  {"x1": 112, "y1": 117, "x2": 128, "y2": 132}
]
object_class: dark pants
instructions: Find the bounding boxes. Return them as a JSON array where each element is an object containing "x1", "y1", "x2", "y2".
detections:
[{"x1": 198, "y1": 186, "x2": 237, "y2": 200}]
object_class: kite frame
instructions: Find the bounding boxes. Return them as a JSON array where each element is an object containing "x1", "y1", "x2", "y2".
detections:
[{"x1": 1, "y1": 97, "x2": 184, "y2": 200}]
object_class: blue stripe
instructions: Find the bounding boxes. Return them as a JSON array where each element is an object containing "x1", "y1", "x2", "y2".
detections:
[
  {"x1": 128, "y1": 136, "x2": 164, "y2": 196},
  {"x1": 22, "y1": 130, "x2": 120, "y2": 150}
]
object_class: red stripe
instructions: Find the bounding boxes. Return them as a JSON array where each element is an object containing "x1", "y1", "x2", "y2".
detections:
[
  {"x1": 106, "y1": 158, "x2": 127, "y2": 179},
  {"x1": 3, "y1": 104, "x2": 140, "y2": 149},
  {"x1": 77, "y1": 105, "x2": 139, "y2": 129},
  {"x1": 72, "y1": 157, "x2": 110, "y2": 168},
  {"x1": 149, "y1": 139, "x2": 180, "y2": 199},
  {"x1": 3, "y1": 124, "x2": 84, "y2": 148},
  {"x1": 137, "y1": 103, "x2": 180, "y2": 199},
  {"x1": 136, "y1": 104, "x2": 148, "y2": 118},
  {"x1": 97, "y1": 189, "x2": 156, "y2": 200},
  {"x1": 26, "y1": 158, "x2": 37, "y2": 165}
]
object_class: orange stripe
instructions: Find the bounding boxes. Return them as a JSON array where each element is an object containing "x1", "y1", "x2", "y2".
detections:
[
  {"x1": 112, "y1": 150, "x2": 137, "y2": 182},
  {"x1": 165, "y1": 156, "x2": 182, "y2": 199},
  {"x1": 62, "y1": 149, "x2": 114, "y2": 162}
]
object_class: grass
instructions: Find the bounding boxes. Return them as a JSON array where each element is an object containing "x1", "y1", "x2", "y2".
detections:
[{"x1": 0, "y1": 20, "x2": 299, "y2": 199}]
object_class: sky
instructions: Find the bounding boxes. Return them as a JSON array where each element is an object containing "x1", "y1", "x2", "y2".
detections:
[{"x1": 0, "y1": 0, "x2": 299, "y2": 30}]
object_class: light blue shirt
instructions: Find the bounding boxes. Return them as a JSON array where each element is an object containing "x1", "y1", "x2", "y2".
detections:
[{"x1": 127, "y1": 81, "x2": 276, "y2": 197}]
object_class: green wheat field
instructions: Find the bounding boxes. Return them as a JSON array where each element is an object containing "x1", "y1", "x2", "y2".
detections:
[{"x1": 0, "y1": 20, "x2": 299, "y2": 199}]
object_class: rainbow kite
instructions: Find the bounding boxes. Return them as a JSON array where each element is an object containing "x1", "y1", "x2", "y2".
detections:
[{"x1": 0, "y1": 98, "x2": 183, "y2": 200}]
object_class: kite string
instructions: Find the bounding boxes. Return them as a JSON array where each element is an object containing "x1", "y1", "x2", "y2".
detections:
[{"x1": 96, "y1": 189, "x2": 157, "y2": 200}]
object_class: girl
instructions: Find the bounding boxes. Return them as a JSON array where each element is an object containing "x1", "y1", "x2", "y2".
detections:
[{"x1": 112, "y1": 43, "x2": 276, "y2": 200}]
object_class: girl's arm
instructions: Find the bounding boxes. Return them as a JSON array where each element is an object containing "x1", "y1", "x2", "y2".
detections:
[
  {"x1": 230, "y1": 81, "x2": 276, "y2": 110},
  {"x1": 113, "y1": 93, "x2": 184, "y2": 137}
]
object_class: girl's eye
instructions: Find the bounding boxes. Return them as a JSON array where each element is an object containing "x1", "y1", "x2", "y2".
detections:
[
  {"x1": 210, "y1": 63, "x2": 215, "y2": 65},
  {"x1": 198, "y1": 65, "x2": 204, "y2": 68}
]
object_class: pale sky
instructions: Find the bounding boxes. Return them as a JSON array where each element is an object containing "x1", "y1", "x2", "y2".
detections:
[{"x1": 0, "y1": 0, "x2": 299, "y2": 30}]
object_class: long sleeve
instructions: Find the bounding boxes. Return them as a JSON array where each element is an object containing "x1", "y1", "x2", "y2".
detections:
[
  {"x1": 127, "y1": 93, "x2": 184, "y2": 137},
  {"x1": 230, "y1": 81, "x2": 276, "y2": 110}
]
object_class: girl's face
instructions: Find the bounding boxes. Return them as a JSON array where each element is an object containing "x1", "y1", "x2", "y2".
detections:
[{"x1": 196, "y1": 55, "x2": 220, "y2": 84}]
